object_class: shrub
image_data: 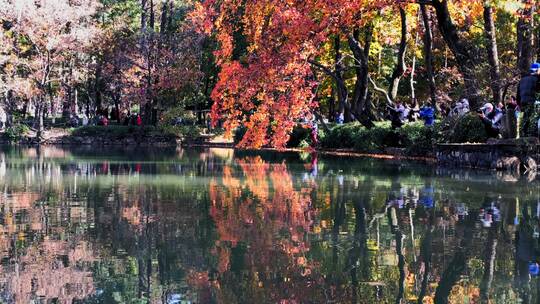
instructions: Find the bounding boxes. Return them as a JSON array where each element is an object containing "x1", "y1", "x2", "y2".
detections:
[
  {"x1": 320, "y1": 121, "x2": 441, "y2": 155},
  {"x1": 354, "y1": 123, "x2": 397, "y2": 153},
  {"x1": 4, "y1": 124, "x2": 30, "y2": 141},
  {"x1": 159, "y1": 106, "x2": 202, "y2": 140},
  {"x1": 442, "y1": 114, "x2": 488, "y2": 143},
  {"x1": 287, "y1": 125, "x2": 312, "y2": 148},
  {"x1": 234, "y1": 124, "x2": 317, "y2": 147},
  {"x1": 320, "y1": 122, "x2": 362, "y2": 149},
  {"x1": 400, "y1": 122, "x2": 438, "y2": 156}
]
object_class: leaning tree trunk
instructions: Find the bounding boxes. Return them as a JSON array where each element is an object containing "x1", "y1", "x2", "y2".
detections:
[
  {"x1": 483, "y1": 4, "x2": 502, "y2": 104},
  {"x1": 431, "y1": 0, "x2": 482, "y2": 108},
  {"x1": 420, "y1": 4, "x2": 437, "y2": 106},
  {"x1": 388, "y1": 7, "x2": 408, "y2": 101},
  {"x1": 516, "y1": 0, "x2": 534, "y2": 75}
]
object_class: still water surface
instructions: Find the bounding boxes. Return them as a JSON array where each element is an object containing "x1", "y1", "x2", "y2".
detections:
[{"x1": 0, "y1": 146, "x2": 539, "y2": 303}]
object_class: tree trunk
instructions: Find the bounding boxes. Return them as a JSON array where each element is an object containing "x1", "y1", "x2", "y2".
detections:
[
  {"x1": 431, "y1": 0, "x2": 481, "y2": 108},
  {"x1": 420, "y1": 4, "x2": 437, "y2": 106},
  {"x1": 483, "y1": 4, "x2": 502, "y2": 104},
  {"x1": 348, "y1": 26, "x2": 374, "y2": 128},
  {"x1": 95, "y1": 65, "x2": 103, "y2": 114},
  {"x1": 334, "y1": 36, "x2": 348, "y2": 119},
  {"x1": 168, "y1": 1, "x2": 174, "y2": 30},
  {"x1": 410, "y1": 13, "x2": 420, "y2": 102},
  {"x1": 388, "y1": 7, "x2": 408, "y2": 101},
  {"x1": 160, "y1": 0, "x2": 168, "y2": 35},
  {"x1": 62, "y1": 85, "x2": 73, "y2": 119},
  {"x1": 516, "y1": 1, "x2": 534, "y2": 75},
  {"x1": 141, "y1": 0, "x2": 148, "y2": 31},
  {"x1": 149, "y1": 0, "x2": 155, "y2": 30}
]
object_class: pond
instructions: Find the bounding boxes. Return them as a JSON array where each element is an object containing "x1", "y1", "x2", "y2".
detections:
[{"x1": 0, "y1": 146, "x2": 538, "y2": 303}]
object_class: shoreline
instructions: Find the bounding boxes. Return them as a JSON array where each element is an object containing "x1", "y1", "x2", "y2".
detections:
[
  {"x1": 0, "y1": 135, "x2": 437, "y2": 164},
  {"x1": 3, "y1": 130, "x2": 538, "y2": 172}
]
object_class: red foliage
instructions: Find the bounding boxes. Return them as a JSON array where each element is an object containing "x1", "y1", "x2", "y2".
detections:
[{"x1": 194, "y1": 0, "x2": 406, "y2": 148}]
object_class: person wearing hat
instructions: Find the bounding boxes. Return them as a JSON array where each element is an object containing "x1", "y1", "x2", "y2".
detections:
[
  {"x1": 517, "y1": 62, "x2": 540, "y2": 137},
  {"x1": 479, "y1": 102, "x2": 503, "y2": 137}
]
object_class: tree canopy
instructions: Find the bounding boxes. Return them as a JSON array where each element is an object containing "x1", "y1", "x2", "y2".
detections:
[{"x1": 0, "y1": 0, "x2": 539, "y2": 147}]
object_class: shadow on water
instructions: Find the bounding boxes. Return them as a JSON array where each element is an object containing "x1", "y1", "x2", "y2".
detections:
[{"x1": 0, "y1": 145, "x2": 539, "y2": 303}]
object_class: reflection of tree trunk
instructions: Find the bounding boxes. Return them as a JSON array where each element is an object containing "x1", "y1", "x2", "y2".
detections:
[
  {"x1": 515, "y1": 205, "x2": 533, "y2": 304},
  {"x1": 347, "y1": 200, "x2": 368, "y2": 304},
  {"x1": 434, "y1": 213, "x2": 475, "y2": 304},
  {"x1": 332, "y1": 183, "x2": 346, "y2": 269},
  {"x1": 480, "y1": 224, "x2": 499, "y2": 302},
  {"x1": 418, "y1": 219, "x2": 434, "y2": 304},
  {"x1": 348, "y1": 202, "x2": 366, "y2": 303},
  {"x1": 388, "y1": 207, "x2": 406, "y2": 304}
]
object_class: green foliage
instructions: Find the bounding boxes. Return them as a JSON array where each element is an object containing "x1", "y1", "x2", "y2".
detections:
[
  {"x1": 320, "y1": 122, "x2": 397, "y2": 153},
  {"x1": 442, "y1": 114, "x2": 488, "y2": 143},
  {"x1": 399, "y1": 122, "x2": 439, "y2": 156},
  {"x1": 4, "y1": 124, "x2": 30, "y2": 142},
  {"x1": 319, "y1": 122, "x2": 363, "y2": 149},
  {"x1": 353, "y1": 122, "x2": 397, "y2": 153},
  {"x1": 320, "y1": 121, "x2": 443, "y2": 156},
  {"x1": 160, "y1": 106, "x2": 202, "y2": 140}
]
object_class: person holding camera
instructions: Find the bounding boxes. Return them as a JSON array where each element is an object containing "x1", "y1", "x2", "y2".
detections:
[{"x1": 478, "y1": 102, "x2": 503, "y2": 138}]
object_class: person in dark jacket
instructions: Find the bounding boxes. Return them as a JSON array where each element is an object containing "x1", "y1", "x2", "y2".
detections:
[{"x1": 517, "y1": 63, "x2": 540, "y2": 137}]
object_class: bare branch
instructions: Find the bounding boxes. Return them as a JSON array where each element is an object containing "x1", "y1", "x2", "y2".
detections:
[{"x1": 369, "y1": 76, "x2": 393, "y2": 105}]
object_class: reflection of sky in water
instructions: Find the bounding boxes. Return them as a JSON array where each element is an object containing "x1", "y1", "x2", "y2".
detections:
[{"x1": 0, "y1": 146, "x2": 539, "y2": 303}]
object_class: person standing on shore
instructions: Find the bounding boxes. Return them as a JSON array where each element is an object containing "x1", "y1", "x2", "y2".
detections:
[{"x1": 517, "y1": 63, "x2": 540, "y2": 137}]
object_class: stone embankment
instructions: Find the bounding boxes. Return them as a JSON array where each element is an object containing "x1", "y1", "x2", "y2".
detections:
[{"x1": 436, "y1": 138, "x2": 540, "y2": 172}]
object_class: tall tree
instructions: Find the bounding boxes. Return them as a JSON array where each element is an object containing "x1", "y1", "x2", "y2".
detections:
[
  {"x1": 0, "y1": 0, "x2": 99, "y2": 135},
  {"x1": 420, "y1": 4, "x2": 437, "y2": 106},
  {"x1": 429, "y1": 0, "x2": 482, "y2": 108},
  {"x1": 516, "y1": 0, "x2": 535, "y2": 75},
  {"x1": 483, "y1": 3, "x2": 502, "y2": 103},
  {"x1": 388, "y1": 7, "x2": 408, "y2": 101}
]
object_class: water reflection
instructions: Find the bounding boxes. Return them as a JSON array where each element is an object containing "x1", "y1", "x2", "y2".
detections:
[{"x1": 0, "y1": 146, "x2": 539, "y2": 303}]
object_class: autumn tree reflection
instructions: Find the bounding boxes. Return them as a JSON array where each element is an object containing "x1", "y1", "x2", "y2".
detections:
[
  {"x1": 0, "y1": 191, "x2": 96, "y2": 303},
  {"x1": 196, "y1": 156, "x2": 321, "y2": 302}
]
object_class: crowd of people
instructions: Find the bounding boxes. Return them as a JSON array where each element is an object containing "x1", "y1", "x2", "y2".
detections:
[
  {"x1": 331, "y1": 62, "x2": 540, "y2": 140},
  {"x1": 67, "y1": 112, "x2": 143, "y2": 128},
  {"x1": 388, "y1": 63, "x2": 540, "y2": 138}
]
